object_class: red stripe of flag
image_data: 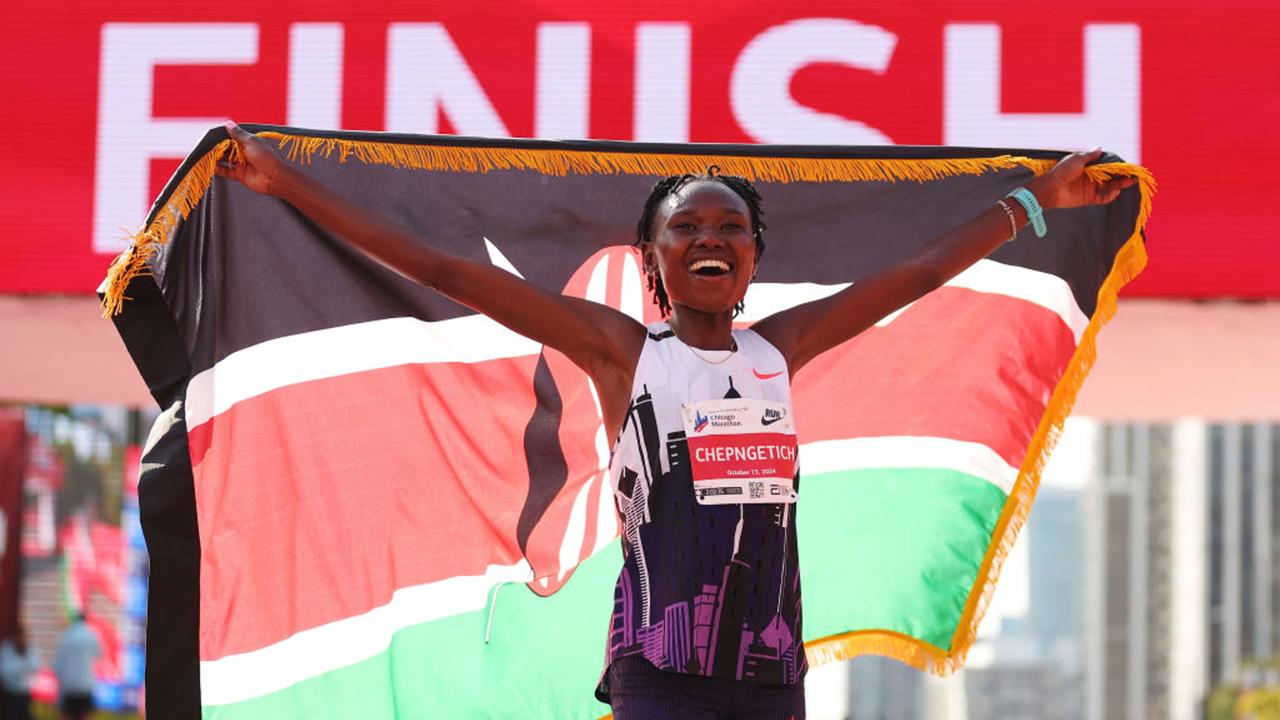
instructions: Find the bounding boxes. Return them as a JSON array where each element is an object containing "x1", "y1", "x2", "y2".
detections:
[
  {"x1": 193, "y1": 358, "x2": 550, "y2": 660},
  {"x1": 793, "y1": 287, "x2": 1077, "y2": 466},
  {"x1": 189, "y1": 286, "x2": 1073, "y2": 660}
]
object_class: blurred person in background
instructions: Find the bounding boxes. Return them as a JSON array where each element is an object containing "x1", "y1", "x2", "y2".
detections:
[
  {"x1": 0, "y1": 624, "x2": 40, "y2": 720},
  {"x1": 53, "y1": 614, "x2": 98, "y2": 720}
]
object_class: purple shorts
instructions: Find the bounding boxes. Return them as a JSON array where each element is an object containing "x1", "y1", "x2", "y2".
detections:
[{"x1": 607, "y1": 656, "x2": 806, "y2": 720}]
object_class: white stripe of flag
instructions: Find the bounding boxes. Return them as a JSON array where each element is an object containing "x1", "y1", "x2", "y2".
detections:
[
  {"x1": 185, "y1": 259, "x2": 1084, "y2": 434},
  {"x1": 196, "y1": 434, "x2": 1018, "y2": 706},
  {"x1": 200, "y1": 561, "x2": 535, "y2": 707}
]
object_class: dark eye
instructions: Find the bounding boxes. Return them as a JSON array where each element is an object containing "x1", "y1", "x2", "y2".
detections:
[
  {"x1": 722, "y1": 222, "x2": 743, "y2": 231},
  {"x1": 675, "y1": 222, "x2": 696, "y2": 231}
]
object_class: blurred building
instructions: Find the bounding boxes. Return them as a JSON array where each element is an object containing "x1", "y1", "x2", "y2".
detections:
[
  {"x1": 838, "y1": 419, "x2": 1280, "y2": 720},
  {"x1": 1206, "y1": 424, "x2": 1279, "y2": 688},
  {"x1": 1081, "y1": 421, "x2": 1278, "y2": 720},
  {"x1": 967, "y1": 486, "x2": 1085, "y2": 720},
  {"x1": 850, "y1": 655, "x2": 924, "y2": 720},
  {"x1": 1081, "y1": 422, "x2": 1177, "y2": 720}
]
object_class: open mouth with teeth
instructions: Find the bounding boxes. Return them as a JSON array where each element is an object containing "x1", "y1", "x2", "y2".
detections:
[{"x1": 688, "y1": 258, "x2": 733, "y2": 277}]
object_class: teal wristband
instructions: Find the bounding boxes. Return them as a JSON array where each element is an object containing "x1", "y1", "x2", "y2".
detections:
[{"x1": 1007, "y1": 187, "x2": 1047, "y2": 238}]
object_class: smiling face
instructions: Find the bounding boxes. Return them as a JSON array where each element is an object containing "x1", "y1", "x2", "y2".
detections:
[{"x1": 642, "y1": 180, "x2": 760, "y2": 317}]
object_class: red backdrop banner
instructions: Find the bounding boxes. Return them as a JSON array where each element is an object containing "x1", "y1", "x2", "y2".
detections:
[{"x1": 0, "y1": 0, "x2": 1275, "y2": 297}]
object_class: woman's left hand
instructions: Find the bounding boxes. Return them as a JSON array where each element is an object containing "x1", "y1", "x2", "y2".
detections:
[{"x1": 1028, "y1": 148, "x2": 1137, "y2": 210}]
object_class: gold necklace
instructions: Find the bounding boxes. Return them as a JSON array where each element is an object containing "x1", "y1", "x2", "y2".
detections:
[
  {"x1": 681, "y1": 336, "x2": 738, "y2": 365},
  {"x1": 667, "y1": 320, "x2": 737, "y2": 365}
]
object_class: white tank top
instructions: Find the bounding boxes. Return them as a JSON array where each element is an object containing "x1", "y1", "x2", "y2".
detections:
[
  {"x1": 599, "y1": 321, "x2": 806, "y2": 693},
  {"x1": 611, "y1": 322, "x2": 798, "y2": 505}
]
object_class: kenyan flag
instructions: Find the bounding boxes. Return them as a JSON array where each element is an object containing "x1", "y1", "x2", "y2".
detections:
[{"x1": 104, "y1": 127, "x2": 1152, "y2": 719}]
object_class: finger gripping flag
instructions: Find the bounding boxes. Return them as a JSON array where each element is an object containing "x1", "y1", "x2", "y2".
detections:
[{"x1": 103, "y1": 127, "x2": 1153, "y2": 719}]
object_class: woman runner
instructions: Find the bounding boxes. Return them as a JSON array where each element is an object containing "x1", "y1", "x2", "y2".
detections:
[{"x1": 218, "y1": 122, "x2": 1133, "y2": 720}]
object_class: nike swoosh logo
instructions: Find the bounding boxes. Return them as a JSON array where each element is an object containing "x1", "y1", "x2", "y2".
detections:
[
  {"x1": 761, "y1": 415, "x2": 784, "y2": 426},
  {"x1": 753, "y1": 369, "x2": 784, "y2": 380}
]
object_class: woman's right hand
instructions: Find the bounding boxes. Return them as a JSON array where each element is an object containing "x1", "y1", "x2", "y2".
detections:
[{"x1": 216, "y1": 121, "x2": 290, "y2": 196}]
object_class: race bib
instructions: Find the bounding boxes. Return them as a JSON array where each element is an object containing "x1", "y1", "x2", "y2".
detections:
[{"x1": 680, "y1": 398, "x2": 798, "y2": 505}]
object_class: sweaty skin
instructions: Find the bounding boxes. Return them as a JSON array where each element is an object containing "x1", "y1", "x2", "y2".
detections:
[{"x1": 216, "y1": 122, "x2": 1134, "y2": 447}]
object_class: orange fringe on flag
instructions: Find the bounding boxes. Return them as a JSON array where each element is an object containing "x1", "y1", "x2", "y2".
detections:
[
  {"x1": 98, "y1": 127, "x2": 1156, "y2": 681},
  {"x1": 100, "y1": 140, "x2": 241, "y2": 317},
  {"x1": 804, "y1": 165, "x2": 1155, "y2": 675},
  {"x1": 101, "y1": 130, "x2": 1082, "y2": 316}
]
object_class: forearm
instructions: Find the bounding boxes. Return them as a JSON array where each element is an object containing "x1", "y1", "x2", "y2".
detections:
[
  {"x1": 759, "y1": 149, "x2": 1130, "y2": 373},
  {"x1": 272, "y1": 166, "x2": 451, "y2": 287},
  {"x1": 911, "y1": 188, "x2": 1040, "y2": 288},
  {"x1": 265, "y1": 163, "x2": 641, "y2": 373},
  {"x1": 761, "y1": 186, "x2": 1045, "y2": 372}
]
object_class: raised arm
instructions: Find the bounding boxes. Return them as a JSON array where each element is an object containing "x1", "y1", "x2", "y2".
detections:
[
  {"x1": 216, "y1": 123, "x2": 646, "y2": 384},
  {"x1": 752, "y1": 150, "x2": 1135, "y2": 375}
]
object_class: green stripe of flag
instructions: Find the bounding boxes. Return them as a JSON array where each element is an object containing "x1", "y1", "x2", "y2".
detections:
[
  {"x1": 204, "y1": 467, "x2": 1006, "y2": 718},
  {"x1": 799, "y1": 467, "x2": 1007, "y2": 649},
  {"x1": 204, "y1": 543, "x2": 620, "y2": 720}
]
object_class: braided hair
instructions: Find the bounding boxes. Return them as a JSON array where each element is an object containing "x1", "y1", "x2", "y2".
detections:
[{"x1": 633, "y1": 168, "x2": 767, "y2": 317}]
